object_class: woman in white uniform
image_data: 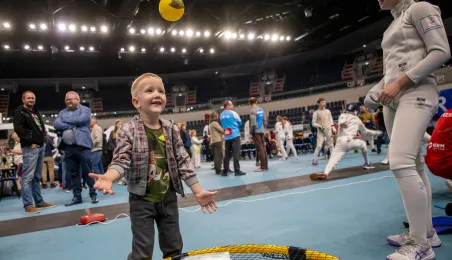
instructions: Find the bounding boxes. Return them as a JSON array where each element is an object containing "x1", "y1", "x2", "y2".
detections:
[
  {"x1": 365, "y1": 0, "x2": 450, "y2": 259},
  {"x1": 283, "y1": 117, "x2": 297, "y2": 157},
  {"x1": 274, "y1": 116, "x2": 288, "y2": 160}
]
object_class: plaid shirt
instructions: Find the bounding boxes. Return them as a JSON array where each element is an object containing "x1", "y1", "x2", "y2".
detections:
[{"x1": 109, "y1": 115, "x2": 198, "y2": 197}]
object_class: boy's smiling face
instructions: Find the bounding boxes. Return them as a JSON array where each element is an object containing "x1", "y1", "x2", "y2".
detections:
[{"x1": 132, "y1": 76, "x2": 167, "y2": 115}]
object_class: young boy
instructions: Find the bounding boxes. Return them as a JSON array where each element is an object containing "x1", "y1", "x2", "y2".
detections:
[{"x1": 89, "y1": 73, "x2": 217, "y2": 260}]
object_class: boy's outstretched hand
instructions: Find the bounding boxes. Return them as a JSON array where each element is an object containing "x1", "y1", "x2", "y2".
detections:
[
  {"x1": 89, "y1": 173, "x2": 115, "y2": 195},
  {"x1": 195, "y1": 190, "x2": 218, "y2": 214}
]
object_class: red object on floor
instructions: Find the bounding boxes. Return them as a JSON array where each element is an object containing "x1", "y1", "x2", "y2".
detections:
[
  {"x1": 80, "y1": 213, "x2": 107, "y2": 225},
  {"x1": 59, "y1": 183, "x2": 63, "y2": 188}
]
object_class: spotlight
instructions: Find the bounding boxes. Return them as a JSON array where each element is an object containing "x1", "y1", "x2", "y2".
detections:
[
  {"x1": 29, "y1": 24, "x2": 36, "y2": 29},
  {"x1": 38, "y1": 45, "x2": 43, "y2": 50},
  {"x1": 3, "y1": 22, "x2": 10, "y2": 29},
  {"x1": 210, "y1": 48, "x2": 215, "y2": 54},
  {"x1": 186, "y1": 29, "x2": 193, "y2": 37},
  {"x1": 156, "y1": 28, "x2": 162, "y2": 34},
  {"x1": 204, "y1": 31, "x2": 210, "y2": 37},
  {"x1": 101, "y1": 25, "x2": 108, "y2": 33},
  {"x1": 90, "y1": 26, "x2": 96, "y2": 32},
  {"x1": 80, "y1": 46, "x2": 85, "y2": 51},
  {"x1": 286, "y1": 36, "x2": 291, "y2": 41},
  {"x1": 140, "y1": 29, "x2": 145, "y2": 34},
  {"x1": 271, "y1": 34, "x2": 278, "y2": 41},
  {"x1": 182, "y1": 48, "x2": 186, "y2": 53},
  {"x1": 225, "y1": 31, "x2": 231, "y2": 39},
  {"x1": 232, "y1": 33, "x2": 237, "y2": 39},
  {"x1": 148, "y1": 28, "x2": 155, "y2": 35},
  {"x1": 172, "y1": 30, "x2": 177, "y2": 36},
  {"x1": 4, "y1": 45, "x2": 9, "y2": 49},
  {"x1": 69, "y1": 24, "x2": 76, "y2": 32},
  {"x1": 199, "y1": 48, "x2": 204, "y2": 53},
  {"x1": 280, "y1": 36, "x2": 285, "y2": 41},
  {"x1": 81, "y1": 25, "x2": 88, "y2": 32},
  {"x1": 171, "y1": 47, "x2": 175, "y2": 52},
  {"x1": 160, "y1": 47, "x2": 165, "y2": 52},
  {"x1": 89, "y1": 46, "x2": 94, "y2": 51},
  {"x1": 24, "y1": 45, "x2": 30, "y2": 50},
  {"x1": 240, "y1": 34, "x2": 245, "y2": 39},
  {"x1": 82, "y1": 86, "x2": 86, "y2": 89},
  {"x1": 196, "y1": 31, "x2": 201, "y2": 37},
  {"x1": 363, "y1": 44, "x2": 367, "y2": 48},
  {"x1": 129, "y1": 46, "x2": 135, "y2": 52},
  {"x1": 248, "y1": 33, "x2": 255, "y2": 40},
  {"x1": 264, "y1": 34, "x2": 270, "y2": 41},
  {"x1": 129, "y1": 28, "x2": 135, "y2": 34},
  {"x1": 120, "y1": 47, "x2": 125, "y2": 52},
  {"x1": 141, "y1": 48, "x2": 146, "y2": 52},
  {"x1": 179, "y1": 30, "x2": 185, "y2": 36},
  {"x1": 65, "y1": 45, "x2": 70, "y2": 50},
  {"x1": 58, "y1": 23, "x2": 67, "y2": 31},
  {"x1": 40, "y1": 23, "x2": 47, "y2": 30}
]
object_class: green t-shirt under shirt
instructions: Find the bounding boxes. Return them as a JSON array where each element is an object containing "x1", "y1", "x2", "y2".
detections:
[{"x1": 143, "y1": 126, "x2": 171, "y2": 203}]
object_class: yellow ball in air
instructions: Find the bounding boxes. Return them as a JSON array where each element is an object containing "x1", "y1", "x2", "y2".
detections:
[{"x1": 159, "y1": 0, "x2": 185, "y2": 22}]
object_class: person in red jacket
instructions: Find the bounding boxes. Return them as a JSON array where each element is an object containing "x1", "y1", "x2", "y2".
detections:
[{"x1": 425, "y1": 108, "x2": 452, "y2": 192}]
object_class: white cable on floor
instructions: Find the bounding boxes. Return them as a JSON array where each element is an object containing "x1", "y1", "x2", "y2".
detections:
[
  {"x1": 75, "y1": 175, "x2": 394, "y2": 226},
  {"x1": 180, "y1": 175, "x2": 394, "y2": 213}
]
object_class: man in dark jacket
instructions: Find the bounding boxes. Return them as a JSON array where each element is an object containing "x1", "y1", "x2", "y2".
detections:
[{"x1": 13, "y1": 91, "x2": 55, "y2": 214}]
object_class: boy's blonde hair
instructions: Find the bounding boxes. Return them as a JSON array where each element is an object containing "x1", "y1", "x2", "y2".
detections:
[
  {"x1": 131, "y1": 73, "x2": 163, "y2": 97},
  {"x1": 189, "y1": 130, "x2": 196, "y2": 137}
]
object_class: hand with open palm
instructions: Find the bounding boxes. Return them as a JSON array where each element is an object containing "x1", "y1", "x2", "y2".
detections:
[{"x1": 89, "y1": 173, "x2": 115, "y2": 195}]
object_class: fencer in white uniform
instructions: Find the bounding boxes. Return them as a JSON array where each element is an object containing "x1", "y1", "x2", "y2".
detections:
[
  {"x1": 275, "y1": 116, "x2": 288, "y2": 160},
  {"x1": 310, "y1": 103, "x2": 382, "y2": 181},
  {"x1": 364, "y1": 0, "x2": 450, "y2": 259},
  {"x1": 311, "y1": 98, "x2": 335, "y2": 165},
  {"x1": 283, "y1": 118, "x2": 297, "y2": 157}
]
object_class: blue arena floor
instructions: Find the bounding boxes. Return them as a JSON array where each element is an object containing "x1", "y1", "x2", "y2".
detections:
[{"x1": 1, "y1": 148, "x2": 451, "y2": 260}]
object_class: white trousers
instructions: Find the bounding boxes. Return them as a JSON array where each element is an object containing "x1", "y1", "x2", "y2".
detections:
[
  {"x1": 314, "y1": 128, "x2": 334, "y2": 160},
  {"x1": 324, "y1": 137, "x2": 367, "y2": 175},
  {"x1": 277, "y1": 136, "x2": 288, "y2": 159},
  {"x1": 384, "y1": 83, "x2": 438, "y2": 244},
  {"x1": 190, "y1": 146, "x2": 201, "y2": 168},
  {"x1": 285, "y1": 139, "x2": 297, "y2": 157}
]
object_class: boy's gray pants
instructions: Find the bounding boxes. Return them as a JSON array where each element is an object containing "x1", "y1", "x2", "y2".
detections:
[{"x1": 128, "y1": 191, "x2": 183, "y2": 260}]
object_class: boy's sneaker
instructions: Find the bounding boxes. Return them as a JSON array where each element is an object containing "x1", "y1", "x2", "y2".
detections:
[
  {"x1": 363, "y1": 163, "x2": 375, "y2": 170},
  {"x1": 387, "y1": 230, "x2": 441, "y2": 248},
  {"x1": 312, "y1": 159, "x2": 318, "y2": 165},
  {"x1": 386, "y1": 239, "x2": 435, "y2": 260}
]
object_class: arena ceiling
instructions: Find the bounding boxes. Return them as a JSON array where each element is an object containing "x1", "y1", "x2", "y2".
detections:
[{"x1": 0, "y1": 0, "x2": 451, "y2": 79}]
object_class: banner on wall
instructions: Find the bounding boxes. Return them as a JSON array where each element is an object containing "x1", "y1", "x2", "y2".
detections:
[{"x1": 436, "y1": 88, "x2": 452, "y2": 117}]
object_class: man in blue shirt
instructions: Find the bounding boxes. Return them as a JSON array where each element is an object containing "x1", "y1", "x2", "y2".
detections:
[
  {"x1": 249, "y1": 97, "x2": 268, "y2": 172},
  {"x1": 54, "y1": 91, "x2": 98, "y2": 206},
  {"x1": 220, "y1": 100, "x2": 246, "y2": 176}
]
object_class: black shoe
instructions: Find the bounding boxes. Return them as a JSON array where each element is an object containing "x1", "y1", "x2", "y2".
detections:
[
  {"x1": 65, "y1": 198, "x2": 83, "y2": 207},
  {"x1": 91, "y1": 195, "x2": 99, "y2": 204},
  {"x1": 50, "y1": 183, "x2": 57, "y2": 188},
  {"x1": 221, "y1": 172, "x2": 228, "y2": 176},
  {"x1": 42, "y1": 184, "x2": 48, "y2": 189},
  {"x1": 372, "y1": 149, "x2": 377, "y2": 152},
  {"x1": 235, "y1": 171, "x2": 246, "y2": 176}
]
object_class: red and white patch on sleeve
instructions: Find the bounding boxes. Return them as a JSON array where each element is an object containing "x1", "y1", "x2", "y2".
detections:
[{"x1": 420, "y1": 15, "x2": 443, "y2": 33}]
